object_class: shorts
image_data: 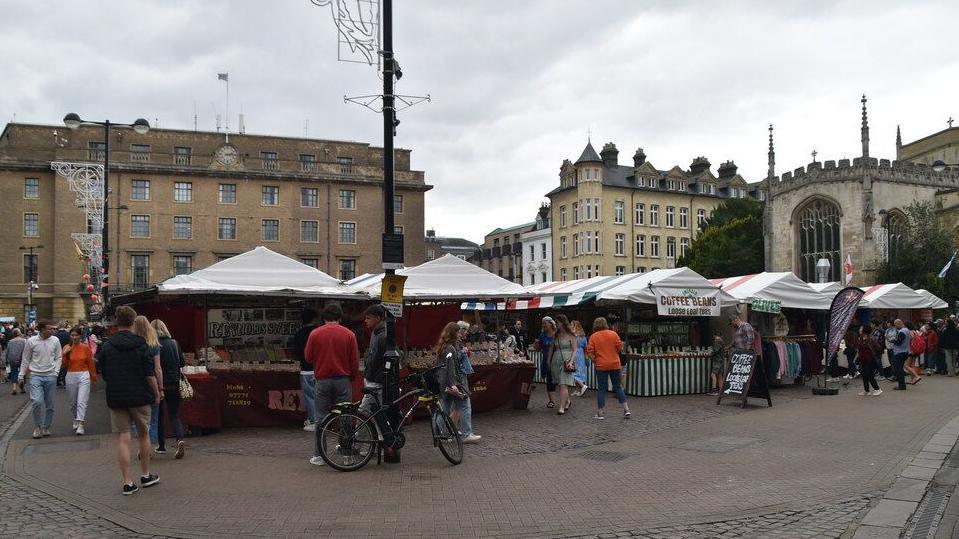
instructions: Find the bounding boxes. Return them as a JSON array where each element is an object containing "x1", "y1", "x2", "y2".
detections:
[
  {"x1": 711, "y1": 357, "x2": 725, "y2": 375},
  {"x1": 109, "y1": 405, "x2": 151, "y2": 434}
]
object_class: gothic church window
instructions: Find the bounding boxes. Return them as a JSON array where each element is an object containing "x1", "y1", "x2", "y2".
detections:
[{"x1": 797, "y1": 199, "x2": 841, "y2": 282}]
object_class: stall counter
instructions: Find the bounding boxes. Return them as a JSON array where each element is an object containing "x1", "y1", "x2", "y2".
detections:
[{"x1": 530, "y1": 351, "x2": 712, "y2": 397}]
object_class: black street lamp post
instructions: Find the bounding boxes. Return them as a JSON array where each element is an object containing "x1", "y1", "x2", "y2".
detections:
[
  {"x1": 63, "y1": 114, "x2": 150, "y2": 307},
  {"x1": 18, "y1": 245, "x2": 43, "y2": 323}
]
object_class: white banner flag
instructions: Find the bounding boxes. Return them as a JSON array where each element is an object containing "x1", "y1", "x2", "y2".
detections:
[{"x1": 654, "y1": 287, "x2": 721, "y2": 317}]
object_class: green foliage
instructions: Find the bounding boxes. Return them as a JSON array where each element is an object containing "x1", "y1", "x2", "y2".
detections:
[
  {"x1": 881, "y1": 201, "x2": 959, "y2": 308},
  {"x1": 678, "y1": 198, "x2": 764, "y2": 278}
]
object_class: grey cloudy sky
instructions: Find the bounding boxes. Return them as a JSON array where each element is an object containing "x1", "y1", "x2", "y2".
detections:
[{"x1": 3, "y1": 0, "x2": 958, "y2": 244}]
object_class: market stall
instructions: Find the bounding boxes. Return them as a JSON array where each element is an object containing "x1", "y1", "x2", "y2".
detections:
[
  {"x1": 916, "y1": 289, "x2": 949, "y2": 310},
  {"x1": 858, "y1": 282, "x2": 932, "y2": 324},
  {"x1": 350, "y1": 255, "x2": 536, "y2": 412},
  {"x1": 809, "y1": 282, "x2": 842, "y2": 297}
]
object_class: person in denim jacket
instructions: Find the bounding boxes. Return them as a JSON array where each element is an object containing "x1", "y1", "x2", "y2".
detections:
[{"x1": 455, "y1": 321, "x2": 480, "y2": 443}]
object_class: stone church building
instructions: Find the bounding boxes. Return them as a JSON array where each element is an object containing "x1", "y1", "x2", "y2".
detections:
[{"x1": 764, "y1": 96, "x2": 959, "y2": 286}]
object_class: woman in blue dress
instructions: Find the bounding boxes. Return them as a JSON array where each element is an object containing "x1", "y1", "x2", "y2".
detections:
[{"x1": 570, "y1": 320, "x2": 589, "y2": 397}]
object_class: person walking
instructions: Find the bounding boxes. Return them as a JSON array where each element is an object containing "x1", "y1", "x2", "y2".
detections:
[
  {"x1": 534, "y1": 317, "x2": 558, "y2": 409},
  {"x1": 97, "y1": 306, "x2": 161, "y2": 495},
  {"x1": 132, "y1": 316, "x2": 164, "y2": 452},
  {"x1": 434, "y1": 322, "x2": 469, "y2": 430},
  {"x1": 19, "y1": 320, "x2": 62, "y2": 439},
  {"x1": 570, "y1": 320, "x2": 589, "y2": 397},
  {"x1": 941, "y1": 318, "x2": 959, "y2": 376},
  {"x1": 453, "y1": 321, "x2": 480, "y2": 443},
  {"x1": 586, "y1": 317, "x2": 630, "y2": 419},
  {"x1": 63, "y1": 326, "x2": 96, "y2": 435},
  {"x1": 152, "y1": 319, "x2": 186, "y2": 459},
  {"x1": 359, "y1": 305, "x2": 387, "y2": 415},
  {"x1": 709, "y1": 335, "x2": 726, "y2": 396},
  {"x1": 305, "y1": 303, "x2": 360, "y2": 467},
  {"x1": 922, "y1": 323, "x2": 939, "y2": 376},
  {"x1": 5, "y1": 329, "x2": 25, "y2": 395},
  {"x1": 857, "y1": 324, "x2": 882, "y2": 396},
  {"x1": 905, "y1": 322, "x2": 924, "y2": 385},
  {"x1": 55, "y1": 321, "x2": 70, "y2": 388},
  {"x1": 891, "y1": 319, "x2": 911, "y2": 390},
  {"x1": 549, "y1": 315, "x2": 578, "y2": 415},
  {"x1": 293, "y1": 308, "x2": 320, "y2": 431}
]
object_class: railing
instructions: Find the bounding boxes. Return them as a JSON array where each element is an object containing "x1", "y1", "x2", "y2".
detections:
[
  {"x1": 263, "y1": 159, "x2": 279, "y2": 171},
  {"x1": 174, "y1": 154, "x2": 192, "y2": 165}
]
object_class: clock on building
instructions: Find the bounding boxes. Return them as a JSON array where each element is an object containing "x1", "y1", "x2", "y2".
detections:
[{"x1": 215, "y1": 144, "x2": 239, "y2": 166}]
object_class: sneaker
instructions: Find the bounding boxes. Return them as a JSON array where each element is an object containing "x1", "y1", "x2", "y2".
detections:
[
  {"x1": 32, "y1": 427, "x2": 41, "y2": 439},
  {"x1": 309, "y1": 456, "x2": 325, "y2": 466},
  {"x1": 140, "y1": 474, "x2": 159, "y2": 488},
  {"x1": 857, "y1": 391, "x2": 868, "y2": 396},
  {"x1": 870, "y1": 389, "x2": 883, "y2": 396},
  {"x1": 463, "y1": 434, "x2": 482, "y2": 444},
  {"x1": 154, "y1": 447, "x2": 167, "y2": 455},
  {"x1": 75, "y1": 423, "x2": 84, "y2": 436},
  {"x1": 579, "y1": 386, "x2": 589, "y2": 398},
  {"x1": 122, "y1": 483, "x2": 139, "y2": 495},
  {"x1": 843, "y1": 374, "x2": 852, "y2": 380},
  {"x1": 174, "y1": 440, "x2": 185, "y2": 460},
  {"x1": 593, "y1": 414, "x2": 605, "y2": 420},
  {"x1": 624, "y1": 410, "x2": 632, "y2": 418},
  {"x1": 41, "y1": 428, "x2": 51, "y2": 437},
  {"x1": 72, "y1": 420, "x2": 79, "y2": 430},
  {"x1": 303, "y1": 422, "x2": 316, "y2": 432}
]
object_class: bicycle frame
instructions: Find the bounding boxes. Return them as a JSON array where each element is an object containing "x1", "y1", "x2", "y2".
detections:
[{"x1": 327, "y1": 385, "x2": 438, "y2": 446}]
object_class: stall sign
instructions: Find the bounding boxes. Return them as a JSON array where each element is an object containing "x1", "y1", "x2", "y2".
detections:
[
  {"x1": 206, "y1": 308, "x2": 301, "y2": 347},
  {"x1": 717, "y1": 349, "x2": 772, "y2": 408},
  {"x1": 654, "y1": 287, "x2": 721, "y2": 317},
  {"x1": 751, "y1": 298, "x2": 781, "y2": 314},
  {"x1": 381, "y1": 274, "x2": 407, "y2": 318}
]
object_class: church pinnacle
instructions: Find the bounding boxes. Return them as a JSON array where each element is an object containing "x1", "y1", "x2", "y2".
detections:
[
  {"x1": 861, "y1": 94, "x2": 870, "y2": 158},
  {"x1": 767, "y1": 123, "x2": 775, "y2": 179},
  {"x1": 896, "y1": 124, "x2": 902, "y2": 160}
]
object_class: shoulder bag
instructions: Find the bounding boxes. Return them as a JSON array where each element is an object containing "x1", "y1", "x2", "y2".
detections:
[{"x1": 557, "y1": 340, "x2": 576, "y2": 373}]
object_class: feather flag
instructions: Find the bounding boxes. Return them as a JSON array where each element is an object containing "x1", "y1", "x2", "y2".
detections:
[
  {"x1": 938, "y1": 251, "x2": 957, "y2": 278},
  {"x1": 843, "y1": 254, "x2": 853, "y2": 285}
]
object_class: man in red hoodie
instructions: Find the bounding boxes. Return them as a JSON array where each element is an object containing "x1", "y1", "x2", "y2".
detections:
[{"x1": 306, "y1": 302, "x2": 359, "y2": 466}]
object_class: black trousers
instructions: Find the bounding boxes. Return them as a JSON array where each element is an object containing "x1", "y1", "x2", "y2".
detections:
[{"x1": 862, "y1": 362, "x2": 880, "y2": 391}]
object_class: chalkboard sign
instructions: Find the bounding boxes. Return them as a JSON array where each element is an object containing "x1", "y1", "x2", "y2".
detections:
[{"x1": 716, "y1": 349, "x2": 772, "y2": 408}]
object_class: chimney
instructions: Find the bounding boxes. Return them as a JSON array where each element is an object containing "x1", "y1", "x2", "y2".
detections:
[
  {"x1": 689, "y1": 156, "x2": 711, "y2": 175},
  {"x1": 717, "y1": 160, "x2": 738, "y2": 179},
  {"x1": 426, "y1": 229, "x2": 435, "y2": 238},
  {"x1": 633, "y1": 147, "x2": 646, "y2": 167},
  {"x1": 600, "y1": 142, "x2": 619, "y2": 167}
]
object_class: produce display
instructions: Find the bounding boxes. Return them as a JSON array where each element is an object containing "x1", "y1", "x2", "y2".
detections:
[
  {"x1": 202, "y1": 345, "x2": 299, "y2": 372},
  {"x1": 403, "y1": 345, "x2": 532, "y2": 371}
]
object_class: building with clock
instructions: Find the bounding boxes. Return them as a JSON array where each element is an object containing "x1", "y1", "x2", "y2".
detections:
[{"x1": 0, "y1": 122, "x2": 430, "y2": 321}]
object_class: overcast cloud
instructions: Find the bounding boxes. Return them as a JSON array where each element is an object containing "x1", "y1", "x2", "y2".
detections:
[{"x1": 2, "y1": 0, "x2": 958, "y2": 243}]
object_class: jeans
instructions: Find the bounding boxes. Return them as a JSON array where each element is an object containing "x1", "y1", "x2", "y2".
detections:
[
  {"x1": 945, "y1": 349, "x2": 958, "y2": 376},
  {"x1": 893, "y1": 352, "x2": 908, "y2": 389},
  {"x1": 149, "y1": 403, "x2": 160, "y2": 445},
  {"x1": 65, "y1": 371, "x2": 91, "y2": 422},
  {"x1": 595, "y1": 369, "x2": 627, "y2": 409},
  {"x1": 8, "y1": 365, "x2": 18, "y2": 389},
  {"x1": 156, "y1": 389, "x2": 184, "y2": 449},
  {"x1": 300, "y1": 373, "x2": 317, "y2": 424},
  {"x1": 862, "y1": 362, "x2": 880, "y2": 392},
  {"x1": 28, "y1": 375, "x2": 57, "y2": 428},
  {"x1": 440, "y1": 390, "x2": 473, "y2": 436},
  {"x1": 313, "y1": 376, "x2": 352, "y2": 457}
]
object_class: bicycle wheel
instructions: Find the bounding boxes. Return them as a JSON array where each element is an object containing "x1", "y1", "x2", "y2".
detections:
[
  {"x1": 317, "y1": 411, "x2": 377, "y2": 472},
  {"x1": 431, "y1": 409, "x2": 463, "y2": 465}
]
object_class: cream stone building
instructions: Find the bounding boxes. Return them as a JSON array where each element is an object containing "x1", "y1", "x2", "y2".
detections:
[
  {"x1": 547, "y1": 141, "x2": 766, "y2": 281},
  {"x1": 0, "y1": 122, "x2": 429, "y2": 321}
]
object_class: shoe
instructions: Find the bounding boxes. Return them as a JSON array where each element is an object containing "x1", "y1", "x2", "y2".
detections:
[
  {"x1": 154, "y1": 447, "x2": 167, "y2": 455},
  {"x1": 579, "y1": 386, "x2": 589, "y2": 398},
  {"x1": 463, "y1": 434, "x2": 481, "y2": 444},
  {"x1": 857, "y1": 391, "x2": 868, "y2": 396},
  {"x1": 303, "y1": 422, "x2": 316, "y2": 432},
  {"x1": 624, "y1": 410, "x2": 632, "y2": 418},
  {"x1": 546, "y1": 401, "x2": 556, "y2": 409},
  {"x1": 122, "y1": 483, "x2": 139, "y2": 496},
  {"x1": 557, "y1": 409, "x2": 565, "y2": 415},
  {"x1": 842, "y1": 374, "x2": 852, "y2": 380},
  {"x1": 75, "y1": 423, "x2": 84, "y2": 436},
  {"x1": 914, "y1": 377, "x2": 923, "y2": 385},
  {"x1": 72, "y1": 420, "x2": 79, "y2": 430},
  {"x1": 309, "y1": 456, "x2": 325, "y2": 466},
  {"x1": 140, "y1": 474, "x2": 159, "y2": 488},
  {"x1": 174, "y1": 440, "x2": 185, "y2": 460},
  {"x1": 708, "y1": 391, "x2": 720, "y2": 396},
  {"x1": 41, "y1": 428, "x2": 50, "y2": 437},
  {"x1": 32, "y1": 427, "x2": 41, "y2": 439},
  {"x1": 593, "y1": 414, "x2": 605, "y2": 420},
  {"x1": 870, "y1": 389, "x2": 883, "y2": 396}
]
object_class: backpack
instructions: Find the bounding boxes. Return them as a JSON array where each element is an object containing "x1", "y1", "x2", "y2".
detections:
[{"x1": 909, "y1": 331, "x2": 926, "y2": 355}]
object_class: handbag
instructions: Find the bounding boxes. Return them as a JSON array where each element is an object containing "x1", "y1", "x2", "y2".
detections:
[
  {"x1": 178, "y1": 375, "x2": 194, "y2": 401},
  {"x1": 556, "y1": 341, "x2": 576, "y2": 373}
]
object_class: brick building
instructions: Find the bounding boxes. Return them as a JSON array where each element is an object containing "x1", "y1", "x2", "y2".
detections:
[{"x1": 0, "y1": 122, "x2": 430, "y2": 321}]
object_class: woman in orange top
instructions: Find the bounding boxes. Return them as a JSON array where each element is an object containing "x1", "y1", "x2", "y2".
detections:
[
  {"x1": 62, "y1": 326, "x2": 97, "y2": 435},
  {"x1": 585, "y1": 317, "x2": 630, "y2": 420}
]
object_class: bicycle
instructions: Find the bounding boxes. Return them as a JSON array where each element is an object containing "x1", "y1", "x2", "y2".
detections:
[{"x1": 316, "y1": 365, "x2": 464, "y2": 471}]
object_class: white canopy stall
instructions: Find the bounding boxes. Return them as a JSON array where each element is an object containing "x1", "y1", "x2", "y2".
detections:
[
  {"x1": 349, "y1": 254, "x2": 527, "y2": 300},
  {"x1": 915, "y1": 289, "x2": 949, "y2": 310},
  {"x1": 708, "y1": 272, "x2": 832, "y2": 311},
  {"x1": 859, "y1": 283, "x2": 929, "y2": 309},
  {"x1": 808, "y1": 282, "x2": 842, "y2": 298}
]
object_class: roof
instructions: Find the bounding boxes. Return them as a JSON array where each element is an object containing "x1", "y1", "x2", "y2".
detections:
[
  {"x1": 426, "y1": 236, "x2": 480, "y2": 249},
  {"x1": 348, "y1": 254, "x2": 528, "y2": 300},
  {"x1": 708, "y1": 272, "x2": 831, "y2": 310},
  {"x1": 859, "y1": 283, "x2": 928, "y2": 309},
  {"x1": 487, "y1": 222, "x2": 535, "y2": 237},
  {"x1": 575, "y1": 141, "x2": 602, "y2": 164},
  {"x1": 915, "y1": 289, "x2": 949, "y2": 309},
  {"x1": 808, "y1": 282, "x2": 842, "y2": 296}
]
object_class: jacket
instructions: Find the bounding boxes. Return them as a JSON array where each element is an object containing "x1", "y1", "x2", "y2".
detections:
[
  {"x1": 97, "y1": 330, "x2": 156, "y2": 409},
  {"x1": 157, "y1": 336, "x2": 185, "y2": 388},
  {"x1": 4, "y1": 337, "x2": 25, "y2": 367},
  {"x1": 942, "y1": 323, "x2": 959, "y2": 350},
  {"x1": 434, "y1": 344, "x2": 468, "y2": 395},
  {"x1": 364, "y1": 323, "x2": 387, "y2": 384}
]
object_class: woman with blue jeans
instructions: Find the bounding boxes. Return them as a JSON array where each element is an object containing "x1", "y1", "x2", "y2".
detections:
[{"x1": 586, "y1": 317, "x2": 630, "y2": 419}]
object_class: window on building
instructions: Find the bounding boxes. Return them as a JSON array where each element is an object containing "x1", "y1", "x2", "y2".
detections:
[
  {"x1": 634, "y1": 203, "x2": 645, "y2": 226},
  {"x1": 218, "y1": 218, "x2": 236, "y2": 240},
  {"x1": 174, "y1": 182, "x2": 192, "y2": 202},
  {"x1": 584, "y1": 231, "x2": 593, "y2": 254},
  {"x1": 561, "y1": 236, "x2": 568, "y2": 258},
  {"x1": 301, "y1": 187, "x2": 318, "y2": 207},
  {"x1": 337, "y1": 157, "x2": 353, "y2": 174},
  {"x1": 301, "y1": 220, "x2": 319, "y2": 242},
  {"x1": 217, "y1": 254, "x2": 235, "y2": 262},
  {"x1": 301, "y1": 258, "x2": 318, "y2": 269},
  {"x1": 615, "y1": 265, "x2": 625, "y2": 276},
  {"x1": 561, "y1": 267, "x2": 568, "y2": 281},
  {"x1": 261, "y1": 151, "x2": 278, "y2": 171},
  {"x1": 797, "y1": 198, "x2": 842, "y2": 282},
  {"x1": 529, "y1": 244, "x2": 535, "y2": 260},
  {"x1": 560, "y1": 205, "x2": 567, "y2": 227},
  {"x1": 709, "y1": 184, "x2": 716, "y2": 195},
  {"x1": 24, "y1": 178, "x2": 39, "y2": 199},
  {"x1": 22, "y1": 254, "x2": 38, "y2": 283},
  {"x1": 218, "y1": 183, "x2": 236, "y2": 204},
  {"x1": 339, "y1": 259, "x2": 356, "y2": 280},
  {"x1": 666, "y1": 206, "x2": 675, "y2": 228},
  {"x1": 586, "y1": 265, "x2": 593, "y2": 278},
  {"x1": 299, "y1": 154, "x2": 316, "y2": 172},
  {"x1": 681, "y1": 237, "x2": 690, "y2": 257},
  {"x1": 635, "y1": 235, "x2": 646, "y2": 257},
  {"x1": 173, "y1": 216, "x2": 192, "y2": 239},
  {"x1": 680, "y1": 207, "x2": 689, "y2": 229},
  {"x1": 394, "y1": 195, "x2": 404, "y2": 214},
  {"x1": 541, "y1": 243, "x2": 547, "y2": 259},
  {"x1": 614, "y1": 201, "x2": 625, "y2": 224},
  {"x1": 262, "y1": 185, "x2": 279, "y2": 206},
  {"x1": 650, "y1": 205, "x2": 659, "y2": 226},
  {"x1": 650, "y1": 236, "x2": 660, "y2": 257},
  {"x1": 573, "y1": 266, "x2": 580, "y2": 279},
  {"x1": 572, "y1": 233, "x2": 579, "y2": 256},
  {"x1": 88, "y1": 141, "x2": 106, "y2": 161},
  {"x1": 529, "y1": 273, "x2": 536, "y2": 285},
  {"x1": 173, "y1": 255, "x2": 192, "y2": 276},
  {"x1": 666, "y1": 237, "x2": 676, "y2": 259},
  {"x1": 23, "y1": 213, "x2": 39, "y2": 237},
  {"x1": 697, "y1": 208, "x2": 706, "y2": 228},
  {"x1": 339, "y1": 190, "x2": 356, "y2": 209},
  {"x1": 261, "y1": 219, "x2": 279, "y2": 241},
  {"x1": 131, "y1": 179, "x2": 150, "y2": 201},
  {"x1": 615, "y1": 233, "x2": 625, "y2": 256},
  {"x1": 173, "y1": 146, "x2": 192, "y2": 165},
  {"x1": 584, "y1": 199, "x2": 592, "y2": 222},
  {"x1": 339, "y1": 222, "x2": 356, "y2": 244},
  {"x1": 594, "y1": 231, "x2": 601, "y2": 254},
  {"x1": 131, "y1": 144, "x2": 150, "y2": 162},
  {"x1": 758, "y1": 191, "x2": 766, "y2": 201},
  {"x1": 426, "y1": 249, "x2": 436, "y2": 261},
  {"x1": 573, "y1": 202, "x2": 580, "y2": 225},
  {"x1": 131, "y1": 254, "x2": 150, "y2": 289},
  {"x1": 130, "y1": 215, "x2": 150, "y2": 238},
  {"x1": 638, "y1": 266, "x2": 647, "y2": 273},
  {"x1": 542, "y1": 271, "x2": 547, "y2": 282},
  {"x1": 394, "y1": 226, "x2": 404, "y2": 235},
  {"x1": 592, "y1": 198, "x2": 601, "y2": 221}
]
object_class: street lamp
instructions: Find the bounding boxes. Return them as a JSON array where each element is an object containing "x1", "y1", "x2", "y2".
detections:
[
  {"x1": 63, "y1": 114, "x2": 150, "y2": 307},
  {"x1": 816, "y1": 258, "x2": 831, "y2": 284},
  {"x1": 18, "y1": 245, "x2": 43, "y2": 324}
]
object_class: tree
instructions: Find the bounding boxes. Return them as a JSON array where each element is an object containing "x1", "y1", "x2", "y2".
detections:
[
  {"x1": 882, "y1": 200, "x2": 959, "y2": 309},
  {"x1": 678, "y1": 198, "x2": 764, "y2": 278}
]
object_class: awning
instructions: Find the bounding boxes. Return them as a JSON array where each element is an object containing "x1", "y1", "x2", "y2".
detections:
[
  {"x1": 461, "y1": 273, "x2": 656, "y2": 310},
  {"x1": 859, "y1": 283, "x2": 929, "y2": 309},
  {"x1": 352, "y1": 254, "x2": 528, "y2": 301},
  {"x1": 597, "y1": 267, "x2": 738, "y2": 308},
  {"x1": 916, "y1": 289, "x2": 949, "y2": 310},
  {"x1": 708, "y1": 272, "x2": 831, "y2": 310},
  {"x1": 808, "y1": 282, "x2": 842, "y2": 296}
]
